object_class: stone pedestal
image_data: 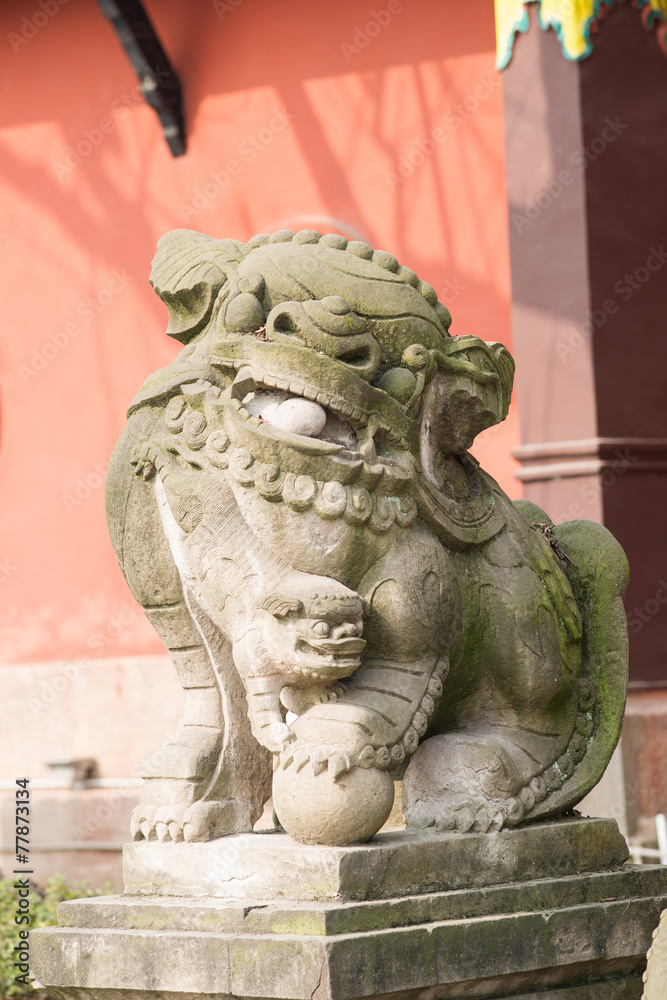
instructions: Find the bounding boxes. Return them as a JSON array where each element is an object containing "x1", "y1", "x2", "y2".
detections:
[
  {"x1": 120, "y1": 817, "x2": 628, "y2": 902},
  {"x1": 32, "y1": 818, "x2": 667, "y2": 1000}
]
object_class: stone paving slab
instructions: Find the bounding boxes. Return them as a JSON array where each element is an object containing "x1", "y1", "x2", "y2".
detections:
[{"x1": 122, "y1": 817, "x2": 628, "y2": 901}]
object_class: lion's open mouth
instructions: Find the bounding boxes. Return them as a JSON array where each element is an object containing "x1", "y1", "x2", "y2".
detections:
[
  {"x1": 229, "y1": 366, "x2": 405, "y2": 461},
  {"x1": 291, "y1": 633, "x2": 366, "y2": 680},
  {"x1": 245, "y1": 388, "x2": 359, "y2": 450},
  {"x1": 297, "y1": 636, "x2": 366, "y2": 656}
]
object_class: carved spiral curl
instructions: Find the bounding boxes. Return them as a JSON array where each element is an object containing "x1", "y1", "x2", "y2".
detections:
[
  {"x1": 428, "y1": 676, "x2": 444, "y2": 698},
  {"x1": 412, "y1": 711, "x2": 428, "y2": 737},
  {"x1": 394, "y1": 495, "x2": 418, "y2": 527},
  {"x1": 343, "y1": 486, "x2": 373, "y2": 525},
  {"x1": 165, "y1": 394, "x2": 187, "y2": 430},
  {"x1": 518, "y1": 785, "x2": 535, "y2": 812},
  {"x1": 314, "y1": 480, "x2": 347, "y2": 519},
  {"x1": 228, "y1": 448, "x2": 256, "y2": 486},
  {"x1": 403, "y1": 728, "x2": 419, "y2": 755},
  {"x1": 254, "y1": 463, "x2": 285, "y2": 501},
  {"x1": 421, "y1": 694, "x2": 435, "y2": 716},
  {"x1": 529, "y1": 775, "x2": 547, "y2": 803},
  {"x1": 205, "y1": 430, "x2": 230, "y2": 468},
  {"x1": 282, "y1": 473, "x2": 316, "y2": 511},
  {"x1": 369, "y1": 495, "x2": 396, "y2": 534},
  {"x1": 182, "y1": 411, "x2": 208, "y2": 450}
]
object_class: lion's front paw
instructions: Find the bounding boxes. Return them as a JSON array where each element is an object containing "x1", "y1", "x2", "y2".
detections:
[
  {"x1": 131, "y1": 799, "x2": 257, "y2": 842},
  {"x1": 131, "y1": 804, "x2": 188, "y2": 842},
  {"x1": 280, "y1": 682, "x2": 346, "y2": 716},
  {"x1": 437, "y1": 794, "x2": 505, "y2": 834},
  {"x1": 406, "y1": 793, "x2": 504, "y2": 834},
  {"x1": 278, "y1": 741, "x2": 358, "y2": 779}
]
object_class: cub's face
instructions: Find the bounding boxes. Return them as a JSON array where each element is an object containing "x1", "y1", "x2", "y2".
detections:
[{"x1": 258, "y1": 595, "x2": 366, "y2": 685}]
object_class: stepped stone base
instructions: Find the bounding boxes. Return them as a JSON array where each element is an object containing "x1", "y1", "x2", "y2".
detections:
[{"x1": 32, "y1": 819, "x2": 667, "y2": 1000}]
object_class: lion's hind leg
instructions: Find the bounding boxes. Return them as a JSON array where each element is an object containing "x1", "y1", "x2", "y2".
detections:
[
  {"x1": 402, "y1": 727, "x2": 564, "y2": 833},
  {"x1": 403, "y1": 511, "x2": 629, "y2": 836}
]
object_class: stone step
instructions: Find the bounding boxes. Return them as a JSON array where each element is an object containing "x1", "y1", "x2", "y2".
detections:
[
  {"x1": 57, "y1": 864, "x2": 667, "y2": 937},
  {"x1": 34, "y1": 890, "x2": 664, "y2": 999}
]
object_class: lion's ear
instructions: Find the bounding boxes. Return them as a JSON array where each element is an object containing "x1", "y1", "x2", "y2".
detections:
[
  {"x1": 261, "y1": 595, "x2": 303, "y2": 619},
  {"x1": 150, "y1": 229, "x2": 249, "y2": 344}
]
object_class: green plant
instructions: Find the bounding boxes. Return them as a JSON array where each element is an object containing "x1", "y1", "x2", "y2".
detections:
[{"x1": 0, "y1": 874, "x2": 113, "y2": 999}]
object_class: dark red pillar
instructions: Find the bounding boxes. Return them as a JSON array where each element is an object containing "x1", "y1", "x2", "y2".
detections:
[{"x1": 502, "y1": 4, "x2": 667, "y2": 690}]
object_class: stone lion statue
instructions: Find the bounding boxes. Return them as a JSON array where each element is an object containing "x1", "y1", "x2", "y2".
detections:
[{"x1": 106, "y1": 228, "x2": 628, "y2": 846}]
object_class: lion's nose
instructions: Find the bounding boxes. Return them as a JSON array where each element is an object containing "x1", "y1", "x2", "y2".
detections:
[
  {"x1": 265, "y1": 299, "x2": 382, "y2": 381},
  {"x1": 330, "y1": 621, "x2": 363, "y2": 641}
]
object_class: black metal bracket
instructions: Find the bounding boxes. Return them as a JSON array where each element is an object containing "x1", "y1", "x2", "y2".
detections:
[{"x1": 96, "y1": 0, "x2": 185, "y2": 157}]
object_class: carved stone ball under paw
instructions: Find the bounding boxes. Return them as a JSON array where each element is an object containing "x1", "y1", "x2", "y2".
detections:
[{"x1": 273, "y1": 761, "x2": 394, "y2": 845}]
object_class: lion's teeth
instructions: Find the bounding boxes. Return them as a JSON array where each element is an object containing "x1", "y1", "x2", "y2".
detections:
[
  {"x1": 320, "y1": 411, "x2": 357, "y2": 449},
  {"x1": 243, "y1": 390, "x2": 288, "y2": 422}
]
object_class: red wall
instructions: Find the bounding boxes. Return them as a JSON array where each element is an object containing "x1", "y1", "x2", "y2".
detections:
[{"x1": 0, "y1": 0, "x2": 516, "y2": 665}]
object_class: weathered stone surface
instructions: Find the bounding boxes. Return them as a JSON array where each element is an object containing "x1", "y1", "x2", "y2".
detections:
[
  {"x1": 27, "y1": 975, "x2": 649, "y2": 1000},
  {"x1": 122, "y1": 818, "x2": 628, "y2": 902},
  {"x1": 32, "y1": 856, "x2": 667, "y2": 1000},
  {"x1": 105, "y1": 227, "x2": 629, "y2": 847},
  {"x1": 497, "y1": 986, "x2": 643, "y2": 999},
  {"x1": 57, "y1": 861, "x2": 667, "y2": 937}
]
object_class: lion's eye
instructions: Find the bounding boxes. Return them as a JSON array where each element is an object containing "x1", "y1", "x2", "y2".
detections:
[{"x1": 311, "y1": 620, "x2": 330, "y2": 637}]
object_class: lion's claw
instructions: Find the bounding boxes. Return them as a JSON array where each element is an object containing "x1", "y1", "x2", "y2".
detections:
[
  {"x1": 323, "y1": 682, "x2": 347, "y2": 702},
  {"x1": 309, "y1": 745, "x2": 332, "y2": 775},
  {"x1": 434, "y1": 794, "x2": 505, "y2": 834},
  {"x1": 328, "y1": 748, "x2": 357, "y2": 779},
  {"x1": 293, "y1": 746, "x2": 312, "y2": 771},
  {"x1": 131, "y1": 801, "x2": 243, "y2": 842},
  {"x1": 139, "y1": 806, "x2": 157, "y2": 841},
  {"x1": 279, "y1": 741, "x2": 358, "y2": 779}
]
